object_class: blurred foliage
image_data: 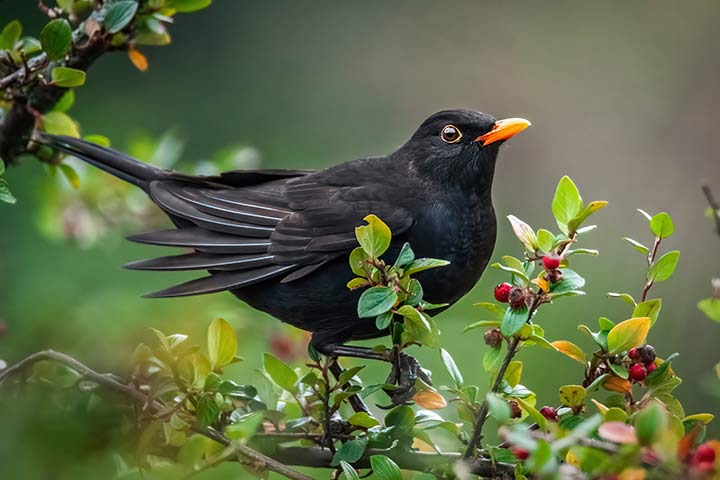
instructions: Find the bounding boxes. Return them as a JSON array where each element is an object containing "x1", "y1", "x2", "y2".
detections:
[{"x1": 2, "y1": 177, "x2": 718, "y2": 479}]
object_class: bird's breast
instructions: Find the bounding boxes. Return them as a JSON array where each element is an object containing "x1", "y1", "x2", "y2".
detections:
[{"x1": 404, "y1": 196, "x2": 496, "y2": 304}]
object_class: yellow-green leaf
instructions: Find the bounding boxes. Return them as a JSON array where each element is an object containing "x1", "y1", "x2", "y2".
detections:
[
  {"x1": 59, "y1": 164, "x2": 80, "y2": 189},
  {"x1": 551, "y1": 340, "x2": 587, "y2": 364},
  {"x1": 606, "y1": 317, "x2": 650, "y2": 354},
  {"x1": 42, "y1": 111, "x2": 80, "y2": 137},
  {"x1": 559, "y1": 385, "x2": 586, "y2": 408},
  {"x1": 355, "y1": 214, "x2": 391, "y2": 258},
  {"x1": 51, "y1": 66, "x2": 86, "y2": 88},
  {"x1": 683, "y1": 413, "x2": 714, "y2": 425},
  {"x1": 504, "y1": 360, "x2": 523, "y2": 387},
  {"x1": 207, "y1": 318, "x2": 237, "y2": 370}
]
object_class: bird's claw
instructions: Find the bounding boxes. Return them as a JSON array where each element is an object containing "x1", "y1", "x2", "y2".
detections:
[{"x1": 381, "y1": 351, "x2": 431, "y2": 407}]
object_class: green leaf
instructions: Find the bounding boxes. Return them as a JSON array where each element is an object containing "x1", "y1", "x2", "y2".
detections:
[
  {"x1": 207, "y1": 318, "x2": 237, "y2": 370},
  {"x1": 552, "y1": 176, "x2": 583, "y2": 234},
  {"x1": 404, "y1": 258, "x2": 450, "y2": 275},
  {"x1": 0, "y1": 179, "x2": 16, "y2": 204},
  {"x1": 397, "y1": 305, "x2": 440, "y2": 348},
  {"x1": 440, "y1": 348, "x2": 463, "y2": 388},
  {"x1": 568, "y1": 200, "x2": 608, "y2": 233},
  {"x1": 536, "y1": 229, "x2": 554, "y2": 252},
  {"x1": 355, "y1": 214, "x2": 391, "y2": 258},
  {"x1": 225, "y1": 411, "x2": 263, "y2": 441},
  {"x1": 647, "y1": 251, "x2": 680, "y2": 283},
  {"x1": 195, "y1": 395, "x2": 219, "y2": 427},
  {"x1": 262, "y1": 353, "x2": 298, "y2": 392},
  {"x1": 349, "y1": 247, "x2": 370, "y2": 277},
  {"x1": 486, "y1": 393, "x2": 511, "y2": 424},
  {"x1": 369, "y1": 455, "x2": 402, "y2": 480},
  {"x1": 40, "y1": 19, "x2": 72, "y2": 60},
  {"x1": 633, "y1": 299, "x2": 662, "y2": 327},
  {"x1": 84, "y1": 134, "x2": 111, "y2": 147},
  {"x1": 549, "y1": 268, "x2": 585, "y2": 296},
  {"x1": 504, "y1": 360, "x2": 522, "y2": 387},
  {"x1": 42, "y1": 111, "x2": 80, "y2": 137},
  {"x1": 375, "y1": 310, "x2": 393, "y2": 330},
  {"x1": 406, "y1": 279, "x2": 423, "y2": 306},
  {"x1": 53, "y1": 90, "x2": 75, "y2": 112},
  {"x1": 622, "y1": 237, "x2": 650, "y2": 254},
  {"x1": 339, "y1": 461, "x2": 361, "y2": 480},
  {"x1": 483, "y1": 345, "x2": 502, "y2": 374},
  {"x1": 500, "y1": 305, "x2": 529, "y2": 337},
  {"x1": 0, "y1": 20, "x2": 21, "y2": 51},
  {"x1": 51, "y1": 67, "x2": 86, "y2": 88},
  {"x1": 331, "y1": 437, "x2": 368, "y2": 467},
  {"x1": 59, "y1": 163, "x2": 80, "y2": 189},
  {"x1": 559, "y1": 385, "x2": 586, "y2": 408},
  {"x1": 104, "y1": 1, "x2": 139, "y2": 34},
  {"x1": 514, "y1": 397, "x2": 549, "y2": 431},
  {"x1": 649, "y1": 212, "x2": 674, "y2": 239},
  {"x1": 384, "y1": 405, "x2": 414, "y2": 431},
  {"x1": 357, "y1": 286, "x2": 397, "y2": 318},
  {"x1": 609, "y1": 363, "x2": 628, "y2": 379},
  {"x1": 166, "y1": 0, "x2": 213, "y2": 12},
  {"x1": 598, "y1": 317, "x2": 615, "y2": 330},
  {"x1": 394, "y1": 242, "x2": 414, "y2": 268},
  {"x1": 698, "y1": 298, "x2": 720, "y2": 323},
  {"x1": 606, "y1": 317, "x2": 650, "y2": 354},
  {"x1": 634, "y1": 400, "x2": 667, "y2": 446},
  {"x1": 472, "y1": 302, "x2": 506, "y2": 321},
  {"x1": 463, "y1": 319, "x2": 501, "y2": 332},
  {"x1": 607, "y1": 292, "x2": 636, "y2": 306},
  {"x1": 348, "y1": 412, "x2": 380, "y2": 429}
]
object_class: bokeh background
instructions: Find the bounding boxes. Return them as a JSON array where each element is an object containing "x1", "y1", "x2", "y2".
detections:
[{"x1": 1, "y1": 1, "x2": 719, "y2": 478}]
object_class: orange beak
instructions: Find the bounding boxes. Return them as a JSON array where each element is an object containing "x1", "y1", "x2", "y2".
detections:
[{"x1": 475, "y1": 118, "x2": 531, "y2": 146}]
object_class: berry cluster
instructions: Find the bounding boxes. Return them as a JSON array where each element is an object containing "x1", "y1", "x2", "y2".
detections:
[
  {"x1": 627, "y1": 344, "x2": 657, "y2": 382},
  {"x1": 493, "y1": 282, "x2": 528, "y2": 310}
]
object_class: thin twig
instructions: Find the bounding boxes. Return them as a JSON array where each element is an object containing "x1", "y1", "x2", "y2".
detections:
[{"x1": 640, "y1": 236, "x2": 662, "y2": 302}]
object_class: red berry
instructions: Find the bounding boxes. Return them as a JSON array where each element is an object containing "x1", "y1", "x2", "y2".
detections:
[
  {"x1": 494, "y1": 282, "x2": 512, "y2": 303},
  {"x1": 694, "y1": 444, "x2": 716, "y2": 464},
  {"x1": 511, "y1": 447, "x2": 529, "y2": 461},
  {"x1": 646, "y1": 362, "x2": 657, "y2": 374},
  {"x1": 628, "y1": 347, "x2": 640, "y2": 360},
  {"x1": 539, "y1": 406, "x2": 558, "y2": 422},
  {"x1": 629, "y1": 363, "x2": 647, "y2": 382},
  {"x1": 542, "y1": 254, "x2": 561, "y2": 270}
]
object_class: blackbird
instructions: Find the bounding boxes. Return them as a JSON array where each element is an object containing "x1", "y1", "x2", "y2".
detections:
[{"x1": 42, "y1": 110, "x2": 529, "y2": 402}]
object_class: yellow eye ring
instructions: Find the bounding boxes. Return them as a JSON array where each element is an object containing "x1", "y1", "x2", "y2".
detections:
[{"x1": 440, "y1": 124, "x2": 462, "y2": 144}]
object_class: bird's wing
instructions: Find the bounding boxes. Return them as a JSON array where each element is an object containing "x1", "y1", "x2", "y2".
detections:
[{"x1": 127, "y1": 172, "x2": 413, "y2": 297}]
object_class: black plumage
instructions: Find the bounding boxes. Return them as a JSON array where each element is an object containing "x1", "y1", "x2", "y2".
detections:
[{"x1": 41, "y1": 110, "x2": 530, "y2": 358}]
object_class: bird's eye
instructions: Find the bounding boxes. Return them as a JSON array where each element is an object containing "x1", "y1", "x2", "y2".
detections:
[{"x1": 440, "y1": 125, "x2": 462, "y2": 144}]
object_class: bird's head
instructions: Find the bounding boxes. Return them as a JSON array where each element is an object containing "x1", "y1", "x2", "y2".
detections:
[{"x1": 401, "y1": 109, "x2": 530, "y2": 190}]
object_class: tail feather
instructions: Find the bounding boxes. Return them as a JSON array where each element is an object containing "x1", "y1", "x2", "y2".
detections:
[{"x1": 40, "y1": 134, "x2": 166, "y2": 190}]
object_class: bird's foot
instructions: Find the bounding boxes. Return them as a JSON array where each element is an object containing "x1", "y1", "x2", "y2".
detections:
[{"x1": 382, "y1": 351, "x2": 431, "y2": 407}]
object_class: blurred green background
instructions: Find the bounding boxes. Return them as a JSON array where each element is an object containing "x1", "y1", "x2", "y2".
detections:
[{"x1": 1, "y1": 1, "x2": 719, "y2": 478}]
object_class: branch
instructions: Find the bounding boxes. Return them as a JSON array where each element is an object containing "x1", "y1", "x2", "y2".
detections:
[
  {"x1": 0, "y1": 350, "x2": 313, "y2": 480},
  {"x1": 0, "y1": 349, "x2": 515, "y2": 479},
  {"x1": 702, "y1": 184, "x2": 720, "y2": 238}
]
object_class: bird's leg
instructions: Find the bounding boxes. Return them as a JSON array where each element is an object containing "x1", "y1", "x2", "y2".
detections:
[
  {"x1": 328, "y1": 359, "x2": 371, "y2": 414},
  {"x1": 323, "y1": 345, "x2": 431, "y2": 407}
]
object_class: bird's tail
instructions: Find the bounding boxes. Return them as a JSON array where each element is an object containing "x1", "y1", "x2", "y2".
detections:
[{"x1": 40, "y1": 134, "x2": 167, "y2": 190}]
